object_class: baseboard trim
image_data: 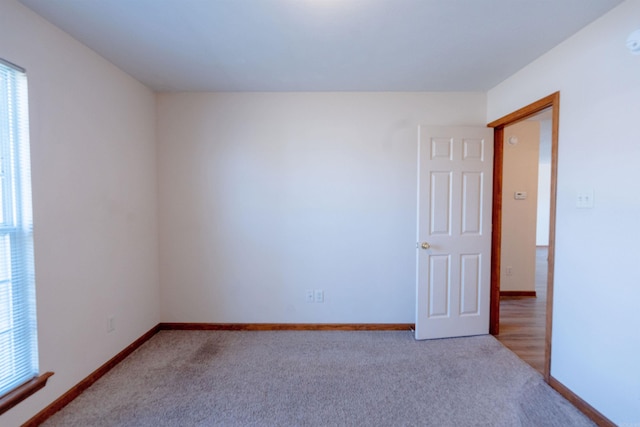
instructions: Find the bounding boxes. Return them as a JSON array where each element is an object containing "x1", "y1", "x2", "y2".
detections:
[
  {"x1": 499, "y1": 291, "x2": 537, "y2": 297},
  {"x1": 159, "y1": 322, "x2": 415, "y2": 331},
  {"x1": 23, "y1": 324, "x2": 160, "y2": 427},
  {"x1": 548, "y1": 376, "x2": 615, "y2": 427}
]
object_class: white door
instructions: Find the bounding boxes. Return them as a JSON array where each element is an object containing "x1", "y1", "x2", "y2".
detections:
[{"x1": 415, "y1": 126, "x2": 493, "y2": 340}]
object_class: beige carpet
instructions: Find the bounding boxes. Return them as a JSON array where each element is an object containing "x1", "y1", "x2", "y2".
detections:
[{"x1": 42, "y1": 330, "x2": 595, "y2": 426}]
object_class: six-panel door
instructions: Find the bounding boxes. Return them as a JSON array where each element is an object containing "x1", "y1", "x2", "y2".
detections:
[{"x1": 415, "y1": 126, "x2": 493, "y2": 340}]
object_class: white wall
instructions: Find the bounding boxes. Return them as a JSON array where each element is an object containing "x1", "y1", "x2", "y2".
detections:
[
  {"x1": 536, "y1": 119, "x2": 552, "y2": 246},
  {"x1": 487, "y1": 0, "x2": 640, "y2": 424},
  {"x1": 0, "y1": 1, "x2": 160, "y2": 425},
  {"x1": 157, "y1": 92, "x2": 486, "y2": 323},
  {"x1": 500, "y1": 121, "x2": 539, "y2": 292}
]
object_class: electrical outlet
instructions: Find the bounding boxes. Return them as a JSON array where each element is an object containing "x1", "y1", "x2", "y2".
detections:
[
  {"x1": 305, "y1": 290, "x2": 314, "y2": 303},
  {"x1": 107, "y1": 315, "x2": 116, "y2": 333},
  {"x1": 506, "y1": 266, "x2": 513, "y2": 276},
  {"x1": 314, "y1": 289, "x2": 324, "y2": 303}
]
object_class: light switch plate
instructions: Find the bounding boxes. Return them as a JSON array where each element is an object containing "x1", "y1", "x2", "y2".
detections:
[{"x1": 576, "y1": 190, "x2": 594, "y2": 208}]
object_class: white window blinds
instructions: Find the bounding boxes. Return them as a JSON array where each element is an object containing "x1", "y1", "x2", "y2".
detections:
[{"x1": 0, "y1": 58, "x2": 38, "y2": 398}]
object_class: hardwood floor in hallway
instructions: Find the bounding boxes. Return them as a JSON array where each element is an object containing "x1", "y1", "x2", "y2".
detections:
[{"x1": 495, "y1": 247, "x2": 548, "y2": 374}]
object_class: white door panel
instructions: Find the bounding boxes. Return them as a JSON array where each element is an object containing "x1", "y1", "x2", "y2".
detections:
[{"x1": 415, "y1": 126, "x2": 493, "y2": 340}]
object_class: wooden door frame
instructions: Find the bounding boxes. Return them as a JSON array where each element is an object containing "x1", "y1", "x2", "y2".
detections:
[{"x1": 487, "y1": 92, "x2": 560, "y2": 381}]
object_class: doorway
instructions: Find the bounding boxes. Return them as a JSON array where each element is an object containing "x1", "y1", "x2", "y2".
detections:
[
  {"x1": 487, "y1": 92, "x2": 560, "y2": 382},
  {"x1": 495, "y1": 110, "x2": 551, "y2": 374}
]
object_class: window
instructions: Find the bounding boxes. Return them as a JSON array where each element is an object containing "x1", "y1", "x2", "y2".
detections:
[{"x1": 0, "y1": 58, "x2": 49, "y2": 414}]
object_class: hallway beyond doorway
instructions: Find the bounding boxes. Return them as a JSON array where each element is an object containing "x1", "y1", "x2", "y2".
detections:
[{"x1": 496, "y1": 247, "x2": 548, "y2": 373}]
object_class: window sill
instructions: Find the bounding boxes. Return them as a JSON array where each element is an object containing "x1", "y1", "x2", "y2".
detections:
[{"x1": 0, "y1": 372, "x2": 54, "y2": 416}]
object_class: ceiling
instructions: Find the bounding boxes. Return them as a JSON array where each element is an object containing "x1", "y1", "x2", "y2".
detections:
[{"x1": 19, "y1": 0, "x2": 623, "y2": 92}]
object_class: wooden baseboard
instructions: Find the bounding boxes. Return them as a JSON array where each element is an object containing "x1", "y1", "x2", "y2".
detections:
[
  {"x1": 23, "y1": 324, "x2": 160, "y2": 427},
  {"x1": 548, "y1": 376, "x2": 615, "y2": 427},
  {"x1": 499, "y1": 291, "x2": 537, "y2": 297},
  {"x1": 159, "y1": 323, "x2": 415, "y2": 331}
]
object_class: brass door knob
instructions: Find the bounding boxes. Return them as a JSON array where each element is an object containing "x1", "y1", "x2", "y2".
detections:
[{"x1": 421, "y1": 242, "x2": 431, "y2": 250}]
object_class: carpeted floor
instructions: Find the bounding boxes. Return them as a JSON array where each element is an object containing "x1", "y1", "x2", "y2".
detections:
[{"x1": 42, "y1": 331, "x2": 595, "y2": 426}]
